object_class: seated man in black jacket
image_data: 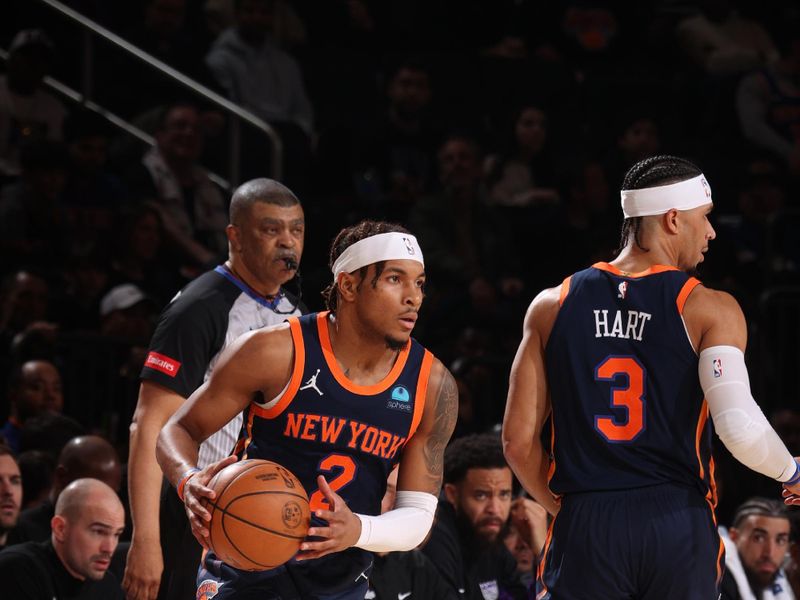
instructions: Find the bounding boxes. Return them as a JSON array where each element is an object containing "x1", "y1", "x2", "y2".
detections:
[
  {"x1": 366, "y1": 467, "x2": 457, "y2": 600},
  {"x1": 422, "y1": 432, "x2": 529, "y2": 600},
  {"x1": 0, "y1": 478, "x2": 125, "y2": 599}
]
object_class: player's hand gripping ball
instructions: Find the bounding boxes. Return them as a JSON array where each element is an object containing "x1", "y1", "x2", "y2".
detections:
[{"x1": 202, "y1": 459, "x2": 310, "y2": 570}]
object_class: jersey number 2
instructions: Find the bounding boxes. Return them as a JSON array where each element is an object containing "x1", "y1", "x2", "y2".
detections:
[
  {"x1": 309, "y1": 454, "x2": 357, "y2": 511},
  {"x1": 594, "y1": 356, "x2": 646, "y2": 443}
]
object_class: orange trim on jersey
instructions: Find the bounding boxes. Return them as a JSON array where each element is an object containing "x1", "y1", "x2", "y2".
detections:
[
  {"x1": 592, "y1": 262, "x2": 679, "y2": 278},
  {"x1": 535, "y1": 513, "x2": 558, "y2": 599},
  {"x1": 248, "y1": 317, "x2": 306, "y2": 421},
  {"x1": 317, "y1": 311, "x2": 411, "y2": 395},
  {"x1": 676, "y1": 277, "x2": 701, "y2": 315},
  {"x1": 558, "y1": 276, "x2": 571, "y2": 307},
  {"x1": 694, "y1": 399, "x2": 708, "y2": 482},
  {"x1": 407, "y1": 350, "x2": 433, "y2": 441},
  {"x1": 695, "y1": 397, "x2": 725, "y2": 582},
  {"x1": 546, "y1": 414, "x2": 557, "y2": 484}
]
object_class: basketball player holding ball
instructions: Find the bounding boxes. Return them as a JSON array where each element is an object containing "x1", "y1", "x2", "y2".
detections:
[{"x1": 157, "y1": 220, "x2": 458, "y2": 599}]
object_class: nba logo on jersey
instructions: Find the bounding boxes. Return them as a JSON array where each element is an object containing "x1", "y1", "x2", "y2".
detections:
[
  {"x1": 618, "y1": 281, "x2": 628, "y2": 299},
  {"x1": 713, "y1": 358, "x2": 723, "y2": 378},
  {"x1": 387, "y1": 385, "x2": 412, "y2": 412}
]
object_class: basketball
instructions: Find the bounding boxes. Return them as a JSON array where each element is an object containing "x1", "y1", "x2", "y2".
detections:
[{"x1": 203, "y1": 459, "x2": 310, "y2": 571}]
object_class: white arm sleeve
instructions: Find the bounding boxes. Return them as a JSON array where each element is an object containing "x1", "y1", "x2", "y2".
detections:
[
  {"x1": 699, "y1": 345, "x2": 797, "y2": 482},
  {"x1": 354, "y1": 490, "x2": 438, "y2": 552}
]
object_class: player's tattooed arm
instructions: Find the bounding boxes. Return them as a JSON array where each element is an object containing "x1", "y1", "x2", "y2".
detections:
[{"x1": 421, "y1": 368, "x2": 458, "y2": 494}]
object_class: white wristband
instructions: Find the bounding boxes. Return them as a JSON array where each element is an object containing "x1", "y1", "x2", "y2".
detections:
[{"x1": 355, "y1": 491, "x2": 438, "y2": 552}]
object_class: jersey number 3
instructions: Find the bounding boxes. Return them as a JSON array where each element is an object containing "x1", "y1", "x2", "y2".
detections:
[{"x1": 594, "y1": 356, "x2": 646, "y2": 443}]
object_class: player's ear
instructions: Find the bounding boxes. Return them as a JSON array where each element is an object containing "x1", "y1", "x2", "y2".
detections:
[
  {"x1": 226, "y1": 224, "x2": 242, "y2": 253},
  {"x1": 337, "y1": 272, "x2": 358, "y2": 303},
  {"x1": 443, "y1": 483, "x2": 458, "y2": 506},
  {"x1": 663, "y1": 208, "x2": 680, "y2": 235}
]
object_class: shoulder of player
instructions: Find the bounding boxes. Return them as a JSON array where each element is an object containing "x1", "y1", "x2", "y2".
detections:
[
  {"x1": 232, "y1": 322, "x2": 294, "y2": 359},
  {"x1": 522, "y1": 285, "x2": 561, "y2": 337},
  {"x1": 683, "y1": 284, "x2": 744, "y2": 322},
  {"x1": 424, "y1": 359, "x2": 458, "y2": 416}
]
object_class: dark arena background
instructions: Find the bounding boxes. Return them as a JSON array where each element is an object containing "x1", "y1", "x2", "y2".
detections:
[{"x1": 1, "y1": 0, "x2": 799, "y2": 580}]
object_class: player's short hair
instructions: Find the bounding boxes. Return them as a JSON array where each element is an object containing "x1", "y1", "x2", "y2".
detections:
[
  {"x1": 444, "y1": 432, "x2": 508, "y2": 485},
  {"x1": 617, "y1": 155, "x2": 703, "y2": 253},
  {"x1": 229, "y1": 178, "x2": 301, "y2": 225},
  {"x1": 731, "y1": 497, "x2": 790, "y2": 529},
  {"x1": 322, "y1": 220, "x2": 412, "y2": 313}
]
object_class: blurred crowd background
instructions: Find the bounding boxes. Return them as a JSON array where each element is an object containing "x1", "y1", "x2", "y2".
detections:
[{"x1": 1, "y1": 0, "x2": 800, "y2": 530}]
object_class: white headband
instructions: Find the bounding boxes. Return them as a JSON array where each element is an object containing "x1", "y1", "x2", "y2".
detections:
[
  {"x1": 332, "y1": 232, "x2": 424, "y2": 280},
  {"x1": 620, "y1": 174, "x2": 712, "y2": 218}
]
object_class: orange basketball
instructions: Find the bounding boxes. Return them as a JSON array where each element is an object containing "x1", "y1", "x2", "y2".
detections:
[{"x1": 203, "y1": 459, "x2": 310, "y2": 571}]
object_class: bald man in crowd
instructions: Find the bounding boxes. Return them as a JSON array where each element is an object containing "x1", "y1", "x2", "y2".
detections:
[
  {"x1": 12, "y1": 435, "x2": 122, "y2": 543},
  {"x1": 0, "y1": 478, "x2": 125, "y2": 598}
]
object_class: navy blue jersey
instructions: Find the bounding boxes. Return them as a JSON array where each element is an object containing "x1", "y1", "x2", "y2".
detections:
[
  {"x1": 545, "y1": 263, "x2": 716, "y2": 501},
  {"x1": 239, "y1": 311, "x2": 433, "y2": 516}
]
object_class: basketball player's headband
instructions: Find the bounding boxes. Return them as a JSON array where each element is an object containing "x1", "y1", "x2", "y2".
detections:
[
  {"x1": 332, "y1": 232, "x2": 424, "y2": 280},
  {"x1": 620, "y1": 174, "x2": 713, "y2": 218}
]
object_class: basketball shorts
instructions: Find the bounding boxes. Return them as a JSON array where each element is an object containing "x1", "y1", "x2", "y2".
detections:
[
  {"x1": 536, "y1": 483, "x2": 724, "y2": 600},
  {"x1": 196, "y1": 547, "x2": 372, "y2": 600}
]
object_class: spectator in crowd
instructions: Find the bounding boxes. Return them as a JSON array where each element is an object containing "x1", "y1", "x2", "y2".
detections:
[
  {"x1": 0, "y1": 29, "x2": 67, "y2": 177},
  {"x1": 409, "y1": 134, "x2": 522, "y2": 344},
  {"x1": 205, "y1": 0, "x2": 314, "y2": 187},
  {"x1": 60, "y1": 110, "x2": 130, "y2": 254},
  {"x1": 721, "y1": 497, "x2": 795, "y2": 600},
  {"x1": 125, "y1": 101, "x2": 228, "y2": 268},
  {"x1": 788, "y1": 515, "x2": 800, "y2": 598},
  {"x1": 501, "y1": 496, "x2": 549, "y2": 589},
  {"x1": 58, "y1": 252, "x2": 110, "y2": 333},
  {"x1": 736, "y1": 25, "x2": 800, "y2": 178},
  {"x1": 676, "y1": 0, "x2": 779, "y2": 77},
  {"x1": 206, "y1": 0, "x2": 314, "y2": 136},
  {"x1": 15, "y1": 450, "x2": 54, "y2": 511},
  {"x1": 352, "y1": 58, "x2": 441, "y2": 221},
  {"x1": 366, "y1": 467, "x2": 458, "y2": 600},
  {"x1": 0, "y1": 478, "x2": 125, "y2": 599},
  {"x1": 107, "y1": 205, "x2": 182, "y2": 307},
  {"x1": 0, "y1": 270, "x2": 51, "y2": 349},
  {"x1": 110, "y1": 0, "x2": 221, "y2": 116},
  {"x1": 422, "y1": 432, "x2": 528, "y2": 599},
  {"x1": 604, "y1": 110, "x2": 661, "y2": 189},
  {"x1": 1, "y1": 360, "x2": 63, "y2": 455},
  {"x1": 485, "y1": 103, "x2": 560, "y2": 208},
  {"x1": 18, "y1": 414, "x2": 86, "y2": 463},
  {"x1": 0, "y1": 445, "x2": 22, "y2": 552},
  {"x1": 0, "y1": 139, "x2": 70, "y2": 268},
  {"x1": 98, "y1": 283, "x2": 158, "y2": 345},
  {"x1": 12, "y1": 435, "x2": 122, "y2": 544}
]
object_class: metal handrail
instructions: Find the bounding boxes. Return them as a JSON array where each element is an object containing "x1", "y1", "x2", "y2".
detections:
[
  {"x1": 0, "y1": 47, "x2": 231, "y2": 189},
  {"x1": 33, "y1": 0, "x2": 283, "y2": 183}
]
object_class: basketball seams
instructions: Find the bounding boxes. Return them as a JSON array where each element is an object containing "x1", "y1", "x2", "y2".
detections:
[
  {"x1": 206, "y1": 460, "x2": 310, "y2": 571},
  {"x1": 206, "y1": 459, "x2": 269, "y2": 558}
]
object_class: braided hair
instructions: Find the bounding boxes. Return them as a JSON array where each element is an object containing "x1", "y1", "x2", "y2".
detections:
[
  {"x1": 322, "y1": 220, "x2": 412, "y2": 313},
  {"x1": 617, "y1": 155, "x2": 703, "y2": 254}
]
